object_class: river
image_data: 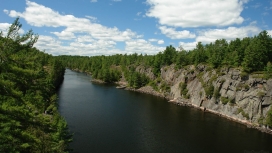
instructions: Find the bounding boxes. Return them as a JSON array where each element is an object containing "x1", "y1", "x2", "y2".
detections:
[{"x1": 58, "y1": 69, "x2": 272, "y2": 153}]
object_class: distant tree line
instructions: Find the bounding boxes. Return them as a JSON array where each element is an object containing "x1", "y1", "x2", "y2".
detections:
[
  {"x1": 0, "y1": 18, "x2": 71, "y2": 152},
  {"x1": 57, "y1": 30, "x2": 272, "y2": 86}
]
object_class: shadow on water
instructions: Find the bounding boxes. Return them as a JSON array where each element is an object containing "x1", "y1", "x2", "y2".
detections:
[{"x1": 58, "y1": 69, "x2": 272, "y2": 153}]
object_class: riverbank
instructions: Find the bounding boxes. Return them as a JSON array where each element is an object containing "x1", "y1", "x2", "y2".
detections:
[
  {"x1": 168, "y1": 98, "x2": 272, "y2": 135},
  {"x1": 113, "y1": 81, "x2": 272, "y2": 135},
  {"x1": 88, "y1": 76, "x2": 272, "y2": 135}
]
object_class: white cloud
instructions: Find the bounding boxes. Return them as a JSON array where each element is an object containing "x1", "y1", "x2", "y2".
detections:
[
  {"x1": 3, "y1": 9, "x2": 9, "y2": 14},
  {"x1": 148, "y1": 38, "x2": 158, "y2": 42},
  {"x1": 146, "y1": 0, "x2": 247, "y2": 28},
  {"x1": 137, "y1": 12, "x2": 142, "y2": 16},
  {"x1": 196, "y1": 26, "x2": 260, "y2": 44},
  {"x1": 6, "y1": 0, "x2": 139, "y2": 42},
  {"x1": 179, "y1": 41, "x2": 197, "y2": 50},
  {"x1": 112, "y1": 0, "x2": 121, "y2": 2},
  {"x1": 0, "y1": 22, "x2": 25, "y2": 36},
  {"x1": 85, "y1": 15, "x2": 98, "y2": 22},
  {"x1": 90, "y1": 0, "x2": 97, "y2": 3},
  {"x1": 159, "y1": 26, "x2": 196, "y2": 39},
  {"x1": 34, "y1": 35, "x2": 122, "y2": 56},
  {"x1": 158, "y1": 40, "x2": 164, "y2": 44},
  {"x1": 178, "y1": 25, "x2": 261, "y2": 51},
  {"x1": 3, "y1": 1, "x2": 165, "y2": 56},
  {"x1": 125, "y1": 39, "x2": 165, "y2": 54},
  {"x1": 268, "y1": 30, "x2": 272, "y2": 36},
  {"x1": 51, "y1": 30, "x2": 76, "y2": 40},
  {"x1": 0, "y1": 23, "x2": 11, "y2": 35}
]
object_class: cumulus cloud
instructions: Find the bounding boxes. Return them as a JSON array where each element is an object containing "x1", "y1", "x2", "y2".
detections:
[
  {"x1": 177, "y1": 25, "x2": 261, "y2": 50},
  {"x1": 7, "y1": 0, "x2": 138, "y2": 42},
  {"x1": 146, "y1": 0, "x2": 247, "y2": 28},
  {"x1": 158, "y1": 40, "x2": 164, "y2": 44},
  {"x1": 178, "y1": 41, "x2": 197, "y2": 50},
  {"x1": 196, "y1": 25, "x2": 260, "y2": 43},
  {"x1": 268, "y1": 30, "x2": 272, "y2": 36},
  {"x1": 85, "y1": 15, "x2": 98, "y2": 22},
  {"x1": 125, "y1": 39, "x2": 165, "y2": 54},
  {"x1": 3, "y1": 0, "x2": 166, "y2": 56},
  {"x1": 0, "y1": 23, "x2": 25, "y2": 35},
  {"x1": 159, "y1": 26, "x2": 196, "y2": 39},
  {"x1": 148, "y1": 38, "x2": 158, "y2": 42}
]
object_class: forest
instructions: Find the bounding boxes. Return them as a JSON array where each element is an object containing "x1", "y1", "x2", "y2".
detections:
[
  {"x1": 57, "y1": 30, "x2": 272, "y2": 128},
  {"x1": 57, "y1": 30, "x2": 272, "y2": 87},
  {"x1": 1, "y1": 17, "x2": 272, "y2": 152},
  {"x1": 0, "y1": 19, "x2": 71, "y2": 152}
]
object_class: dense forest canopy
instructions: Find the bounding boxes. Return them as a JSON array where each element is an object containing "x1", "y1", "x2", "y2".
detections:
[
  {"x1": 57, "y1": 30, "x2": 272, "y2": 85},
  {"x1": 0, "y1": 18, "x2": 71, "y2": 152}
]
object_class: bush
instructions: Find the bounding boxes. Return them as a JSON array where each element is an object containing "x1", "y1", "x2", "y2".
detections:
[
  {"x1": 264, "y1": 62, "x2": 272, "y2": 79},
  {"x1": 220, "y1": 96, "x2": 229, "y2": 105},
  {"x1": 238, "y1": 108, "x2": 249, "y2": 120},
  {"x1": 214, "y1": 88, "x2": 220, "y2": 99},
  {"x1": 179, "y1": 82, "x2": 188, "y2": 97},
  {"x1": 240, "y1": 71, "x2": 249, "y2": 80},
  {"x1": 161, "y1": 82, "x2": 170, "y2": 92},
  {"x1": 204, "y1": 85, "x2": 214, "y2": 98},
  {"x1": 266, "y1": 106, "x2": 272, "y2": 127}
]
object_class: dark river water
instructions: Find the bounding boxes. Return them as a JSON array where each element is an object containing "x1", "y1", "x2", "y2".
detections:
[{"x1": 58, "y1": 69, "x2": 272, "y2": 153}]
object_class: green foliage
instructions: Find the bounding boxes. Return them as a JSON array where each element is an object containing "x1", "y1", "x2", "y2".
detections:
[
  {"x1": 266, "y1": 106, "x2": 272, "y2": 127},
  {"x1": 204, "y1": 85, "x2": 214, "y2": 98},
  {"x1": 199, "y1": 91, "x2": 203, "y2": 97},
  {"x1": 161, "y1": 81, "x2": 170, "y2": 92},
  {"x1": 236, "y1": 83, "x2": 250, "y2": 91},
  {"x1": 128, "y1": 72, "x2": 149, "y2": 89},
  {"x1": 242, "y1": 31, "x2": 272, "y2": 72},
  {"x1": 237, "y1": 108, "x2": 250, "y2": 120},
  {"x1": 148, "y1": 80, "x2": 159, "y2": 91},
  {"x1": 214, "y1": 88, "x2": 221, "y2": 99},
  {"x1": 179, "y1": 82, "x2": 189, "y2": 98},
  {"x1": 240, "y1": 71, "x2": 249, "y2": 79},
  {"x1": 264, "y1": 62, "x2": 272, "y2": 79},
  {"x1": 0, "y1": 18, "x2": 71, "y2": 152},
  {"x1": 220, "y1": 96, "x2": 229, "y2": 105}
]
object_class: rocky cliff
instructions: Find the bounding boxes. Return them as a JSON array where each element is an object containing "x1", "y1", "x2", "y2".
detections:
[{"x1": 124, "y1": 64, "x2": 272, "y2": 133}]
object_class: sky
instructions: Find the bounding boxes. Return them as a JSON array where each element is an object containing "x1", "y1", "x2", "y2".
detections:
[{"x1": 0, "y1": 0, "x2": 272, "y2": 56}]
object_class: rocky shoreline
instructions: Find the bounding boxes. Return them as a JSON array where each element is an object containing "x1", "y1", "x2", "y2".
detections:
[
  {"x1": 90, "y1": 77, "x2": 272, "y2": 135},
  {"x1": 116, "y1": 82, "x2": 272, "y2": 135},
  {"x1": 169, "y1": 98, "x2": 272, "y2": 135}
]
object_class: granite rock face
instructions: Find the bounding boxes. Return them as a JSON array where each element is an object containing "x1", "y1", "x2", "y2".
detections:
[{"x1": 135, "y1": 64, "x2": 272, "y2": 126}]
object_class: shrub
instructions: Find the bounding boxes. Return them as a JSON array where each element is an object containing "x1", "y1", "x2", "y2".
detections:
[
  {"x1": 214, "y1": 88, "x2": 220, "y2": 99},
  {"x1": 179, "y1": 82, "x2": 188, "y2": 97},
  {"x1": 238, "y1": 108, "x2": 249, "y2": 120},
  {"x1": 220, "y1": 96, "x2": 229, "y2": 105},
  {"x1": 204, "y1": 85, "x2": 214, "y2": 98},
  {"x1": 240, "y1": 71, "x2": 249, "y2": 80},
  {"x1": 219, "y1": 72, "x2": 226, "y2": 76},
  {"x1": 266, "y1": 106, "x2": 272, "y2": 127},
  {"x1": 161, "y1": 82, "x2": 170, "y2": 92}
]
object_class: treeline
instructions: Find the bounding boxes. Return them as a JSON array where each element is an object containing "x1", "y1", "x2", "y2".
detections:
[
  {"x1": 57, "y1": 30, "x2": 272, "y2": 86},
  {"x1": 0, "y1": 18, "x2": 71, "y2": 152}
]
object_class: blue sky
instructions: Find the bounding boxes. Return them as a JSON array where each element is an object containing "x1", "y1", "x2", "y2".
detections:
[{"x1": 0, "y1": 0, "x2": 271, "y2": 56}]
